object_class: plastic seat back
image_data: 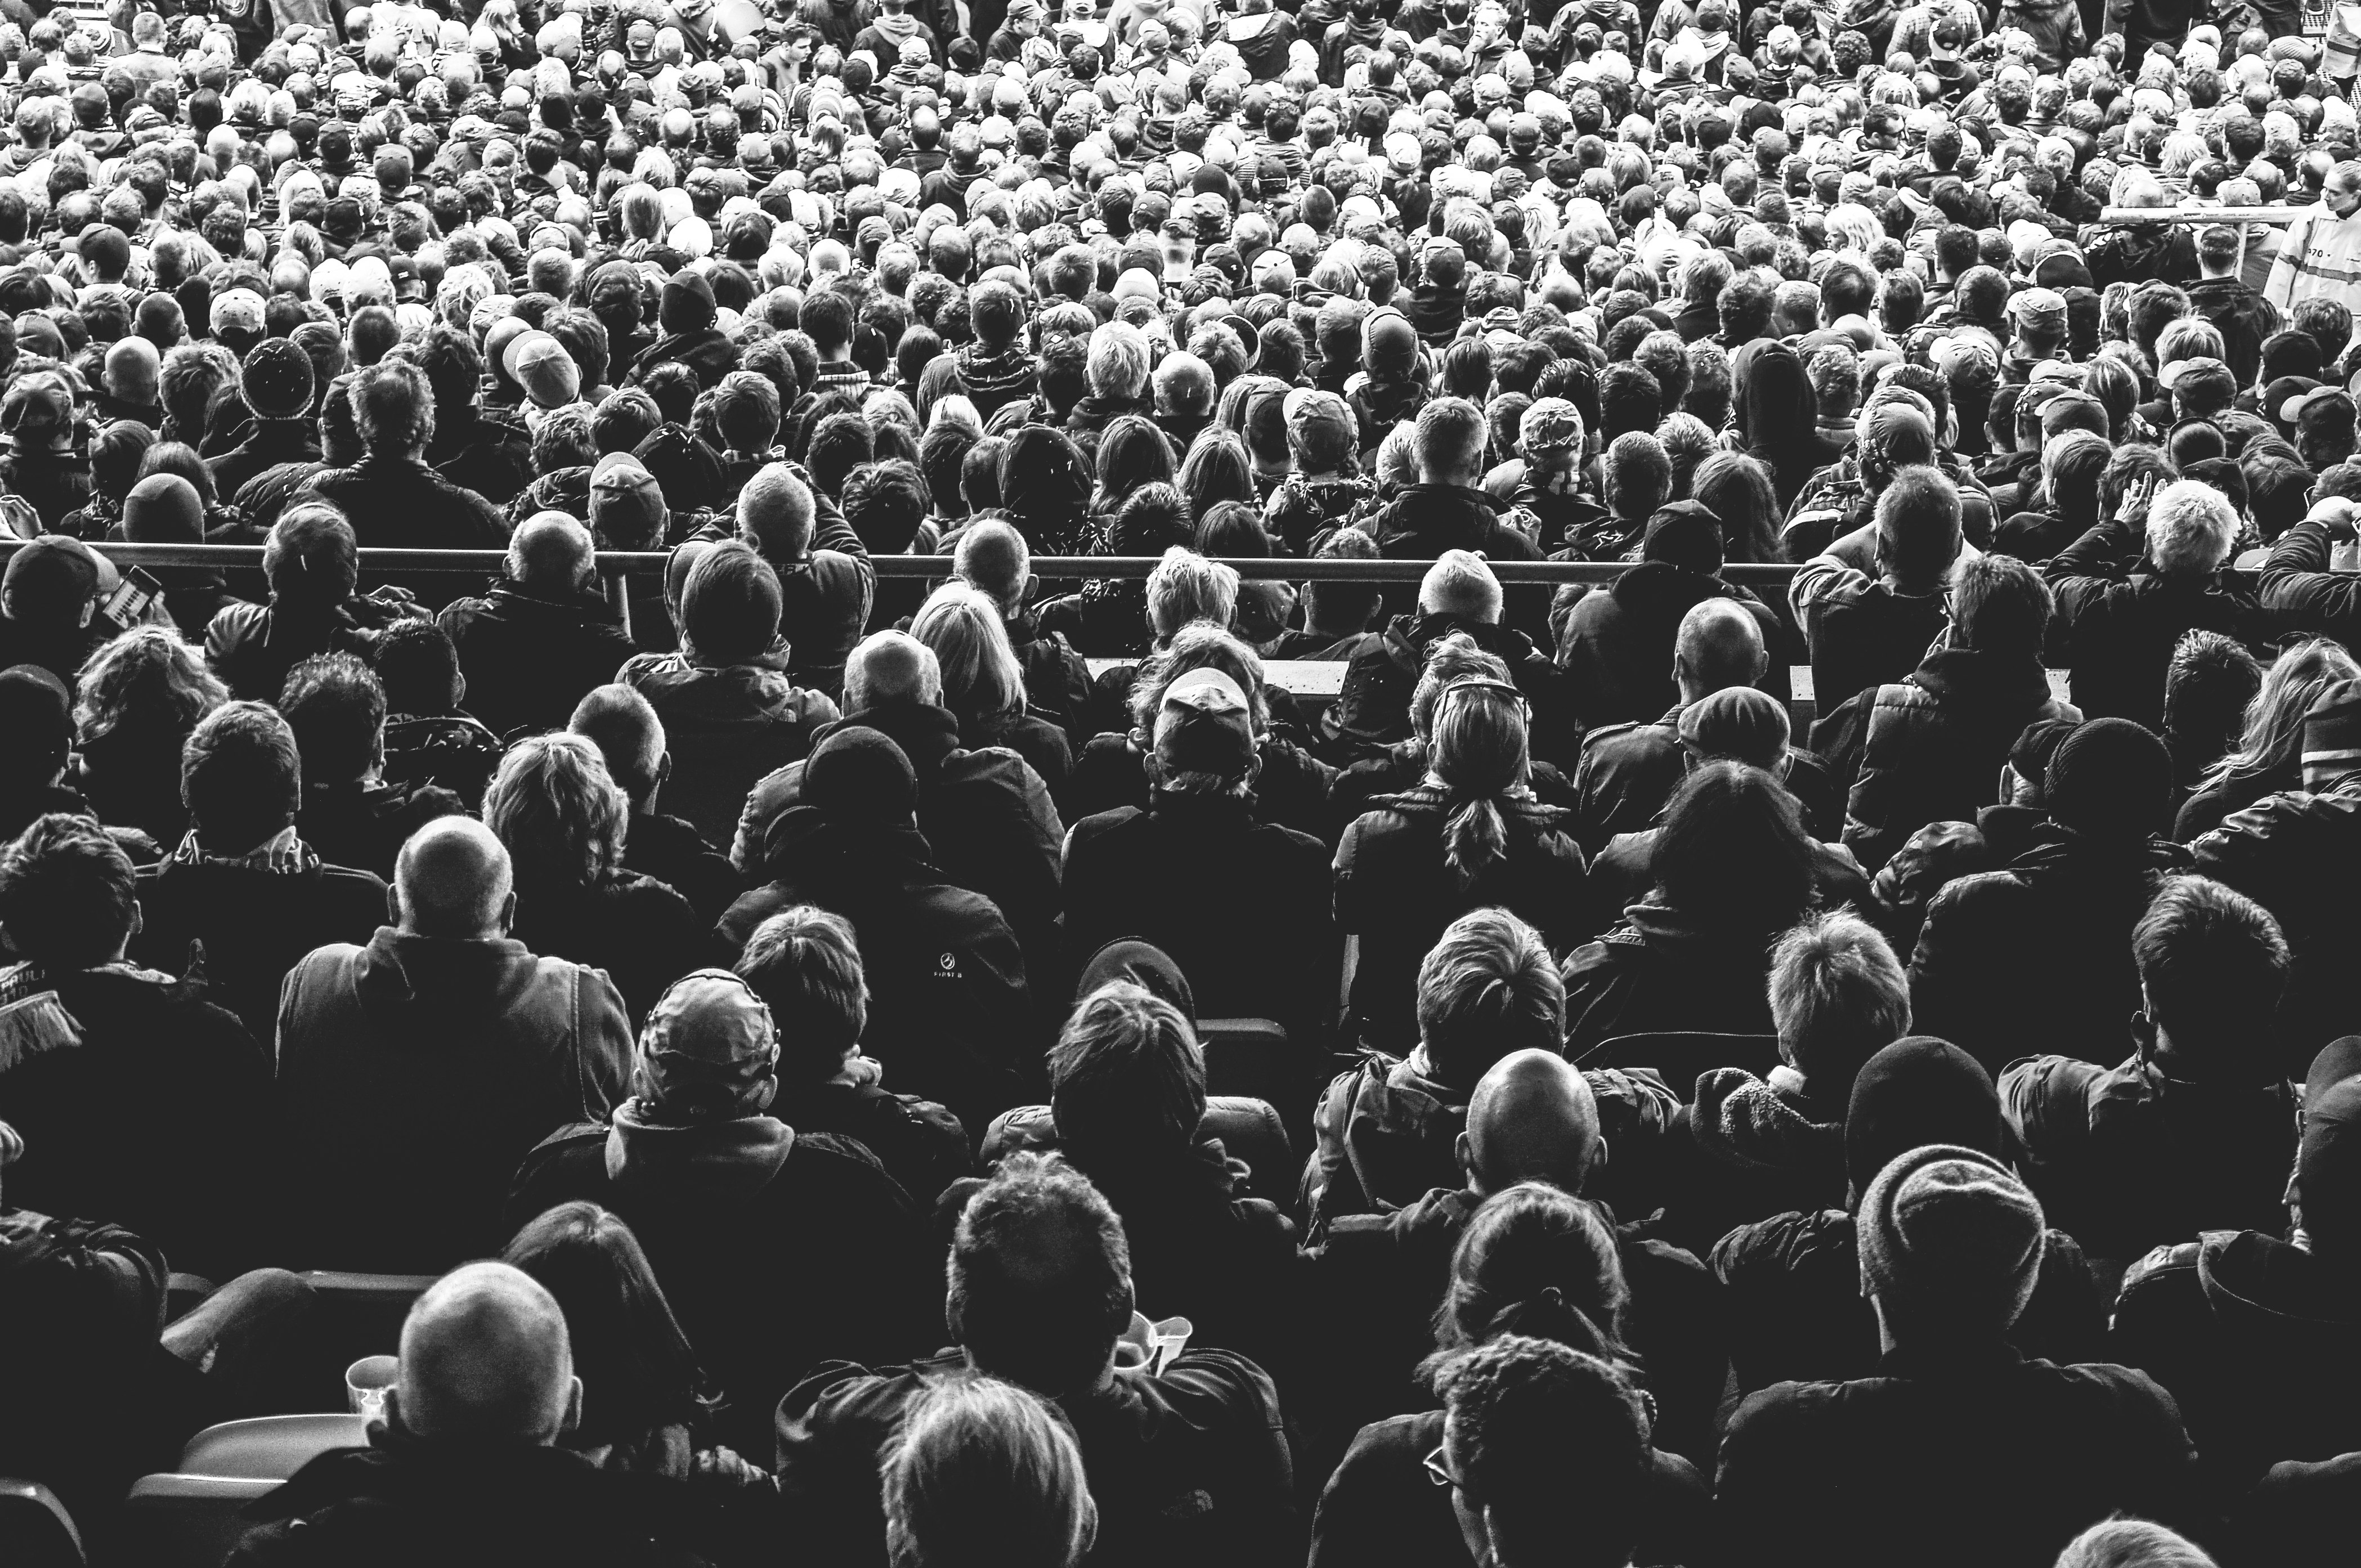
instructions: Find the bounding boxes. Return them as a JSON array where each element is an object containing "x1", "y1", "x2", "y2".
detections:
[
  {"x1": 0, "y1": 1478, "x2": 82, "y2": 1567},
  {"x1": 118, "y1": 1475, "x2": 277, "y2": 1568},
  {"x1": 1580, "y1": 1031, "x2": 1782, "y2": 1094},
  {"x1": 1197, "y1": 1017, "x2": 1291, "y2": 1104},
  {"x1": 178, "y1": 1415, "x2": 374, "y2": 1482},
  {"x1": 1202, "y1": 1095, "x2": 1293, "y2": 1206}
]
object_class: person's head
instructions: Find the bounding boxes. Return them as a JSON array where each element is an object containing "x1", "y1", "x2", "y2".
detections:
[
  {"x1": 843, "y1": 629, "x2": 945, "y2": 715},
  {"x1": 681, "y1": 541, "x2": 783, "y2": 666},
  {"x1": 2050, "y1": 1520, "x2": 2219, "y2": 1568},
  {"x1": 1431, "y1": 1182, "x2": 1631, "y2": 1365},
  {"x1": 953, "y1": 519, "x2": 1031, "y2": 617},
  {"x1": 2132, "y1": 875, "x2": 2287, "y2": 1083},
  {"x1": 736, "y1": 463, "x2": 819, "y2": 562},
  {"x1": 1874, "y1": 464, "x2": 1965, "y2": 592},
  {"x1": 391, "y1": 1261, "x2": 579, "y2": 1446},
  {"x1": 264, "y1": 503, "x2": 360, "y2": 607},
  {"x1": 1768, "y1": 911, "x2": 1910, "y2": 1095},
  {"x1": 1857, "y1": 1143, "x2": 2046, "y2": 1346},
  {"x1": 947, "y1": 1152, "x2": 1133, "y2": 1398},
  {"x1": 1415, "y1": 907, "x2": 1564, "y2": 1090},
  {"x1": 1602, "y1": 431, "x2": 1672, "y2": 521},
  {"x1": 2164, "y1": 629, "x2": 2263, "y2": 760},
  {"x1": 912, "y1": 583, "x2": 1027, "y2": 734},
  {"x1": 1050, "y1": 980, "x2": 1206, "y2": 1164},
  {"x1": 392, "y1": 816, "x2": 516, "y2": 940},
  {"x1": 1458, "y1": 1049, "x2": 1602, "y2": 1198},
  {"x1": 1650, "y1": 761, "x2": 1815, "y2": 936},
  {"x1": 1415, "y1": 397, "x2": 1488, "y2": 486},
  {"x1": 1418, "y1": 548, "x2": 1503, "y2": 624},
  {"x1": 180, "y1": 700, "x2": 303, "y2": 854},
  {"x1": 1949, "y1": 552, "x2": 2052, "y2": 658},
  {"x1": 736, "y1": 905, "x2": 868, "y2": 1086},
  {"x1": 500, "y1": 1203, "x2": 709, "y2": 1447},
  {"x1": 2145, "y1": 478, "x2": 2240, "y2": 577},
  {"x1": 1305, "y1": 527, "x2": 1382, "y2": 636},
  {"x1": 279, "y1": 652, "x2": 384, "y2": 788},
  {"x1": 482, "y1": 732, "x2": 629, "y2": 894},
  {"x1": 568, "y1": 684, "x2": 667, "y2": 809},
  {"x1": 352, "y1": 356, "x2": 436, "y2": 457},
  {"x1": 1424, "y1": 675, "x2": 1536, "y2": 889},
  {"x1": 73, "y1": 624, "x2": 225, "y2": 747},
  {"x1": 1145, "y1": 546, "x2": 1239, "y2": 641},
  {"x1": 1672, "y1": 597, "x2": 1767, "y2": 704},
  {"x1": 884, "y1": 1373, "x2": 1097, "y2": 1568},
  {"x1": 508, "y1": 511, "x2": 598, "y2": 595},
  {"x1": 2048, "y1": 715, "x2": 2176, "y2": 839},
  {"x1": 1428, "y1": 1334, "x2": 1652, "y2": 1568},
  {"x1": 0, "y1": 812, "x2": 137, "y2": 970}
]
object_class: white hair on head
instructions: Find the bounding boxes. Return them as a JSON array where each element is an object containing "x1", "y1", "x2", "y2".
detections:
[{"x1": 2145, "y1": 478, "x2": 2239, "y2": 577}]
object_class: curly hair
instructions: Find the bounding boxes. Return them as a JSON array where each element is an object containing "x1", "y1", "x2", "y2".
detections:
[
  {"x1": 482, "y1": 731, "x2": 630, "y2": 893},
  {"x1": 74, "y1": 624, "x2": 226, "y2": 745}
]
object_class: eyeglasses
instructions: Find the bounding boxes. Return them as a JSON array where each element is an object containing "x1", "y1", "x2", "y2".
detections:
[{"x1": 1423, "y1": 1443, "x2": 1471, "y2": 1493}]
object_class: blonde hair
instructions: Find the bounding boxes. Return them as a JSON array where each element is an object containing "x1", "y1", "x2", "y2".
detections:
[
  {"x1": 1427, "y1": 677, "x2": 1533, "y2": 889},
  {"x1": 883, "y1": 1374, "x2": 1097, "y2": 1568},
  {"x1": 1145, "y1": 546, "x2": 1240, "y2": 639},
  {"x1": 911, "y1": 582, "x2": 1028, "y2": 731},
  {"x1": 74, "y1": 624, "x2": 228, "y2": 744},
  {"x1": 482, "y1": 731, "x2": 630, "y2": 890},
  {"x1": 2205, "y1": 636, "x2": 2361, "y2": 790}
]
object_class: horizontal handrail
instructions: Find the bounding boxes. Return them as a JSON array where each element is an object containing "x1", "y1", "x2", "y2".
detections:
[
  {"x1": 2098, "y1": 204, "x2": 2315, "y2": 225},
  {"x1": 0, "y1": 537, "x2": 1803, "y2": 586}
]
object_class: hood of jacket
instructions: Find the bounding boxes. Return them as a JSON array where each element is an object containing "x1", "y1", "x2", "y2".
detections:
[
  {"x1": 1909, "y1": 645, "x2": 2055, "y2": 713},
  {"x1": 1373, "y1": 483, "x2": 1507, "y2": 553},
  {"x1": 1392, "y1": 610, "x2": 1538, "y2": 668},
  {"x1": 2195, "y1": 1227, "x2": 2361, "y2": 1336},
  {"x1": 1607, "y1": 559, "x2": 1731, "y2": 616},
  {"x1": 604, "y1": 1097, "x2": 795, "y2": 1200},
  {"x1": 347, "y1": 928, "x2": 558, "y2": 1019},
  {"x1": 1692, "y1": 1064, "x2": 1847, "y2": 1176},
  {"x1": 2004, "y1": 819, "x2": 2191, "y2": 886},
  {"x1": 761, "y1": 806, "x2": 935, "y2": 885},
  {"x1": 814, "y1": 700, "x2": 964, "y2": 786}
]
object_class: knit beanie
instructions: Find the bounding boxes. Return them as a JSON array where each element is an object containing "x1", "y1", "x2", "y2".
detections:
[
  {"x1": 659, "y1": 267, "x2": 717, "y2": 334},
  {"x1": 1843, "y1": 1036, "x2": 2002, "y2": 1202},
  {"x1": 1678, "y1": 685, "x2": 1788, "y2": 771},
  {"x1": 2046, "y1": 716, "x2": 2172, "y2": 836},
  {"x1": 1641, "y1": 499, "x2": 1724, "y2": 575},
  {"x1": 1363, "y1": 306, "x2": 1418, "y2": 377},
  {"x1": 803, "y1": 725, "x2": 919, "y2": 828},
  {"x1": 122, "y1": 474, "x2": 207, "y2": 543},
  {"x1": 2303, "y1": 678, "x2": 2361, "y2": 782},
  {"x1": 1856, "y1": 1142, "x2": 2045, "y2": 1337}
]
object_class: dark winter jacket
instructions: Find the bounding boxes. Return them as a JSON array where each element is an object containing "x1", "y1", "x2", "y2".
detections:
[
  {"x1": 299, "y1": 455, "x2": 509, "y2": 551},
  {"x1": 204, "y1": 593, "x2": 426, "y2": 704},
  {"x1": 1561, "y1": 902, "x2": 1786, "y2": 1061},
  {"x1": 1556, "y1": 563, "x2": 1783, "y2": 735},
  {"x1": 2184, "y1": 275, "x2": 2281, "y2": 387},
  {"x1": 2259, "y1": 517, "x2": 2361, "y2": 649},
  {"x1": 295, "y1": 778, "x2": 469, "y2": 883},
  {"x1": 617, "y1": 651, "x2": 840, "y2": 847},
  {"x1": 1791, "y1": 549, "x2": 1956, "y2": 719},
  {"x1": 2192, "y1": 772, "x2": 2361, "y2": 1064},
  {"x1": 1570, "y1": 705, "x2": 1847, "y2": 854},
  {"x1": 508, "y1": 873, "x2": 717, "y2": 1024},
  {"x1": 1361, "y1": 482, "x2": 1546, "y2": 632},
  {"x1": 1323, "y1": 611, "x2": 1567, "y2": 763},
  {"x1": 274, "y1": 927, "x2": 635, "y2": 1270},
  {"x1": 2045, "y1": 517, "x2": 2270, "y2": 731},
  {"x1": 438, "y1": 580, "x2": 640, "y2": 739}
]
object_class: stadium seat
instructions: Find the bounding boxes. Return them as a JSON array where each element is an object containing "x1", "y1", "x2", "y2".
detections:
[
  {"x1": 178, "y1": 1415, "x2": 374, "y2": 1481},
  {"x1": 117, "y1": 1475, "x2": 276, "y2": 1568},
  {"x1": 1197, "y1": 1017, "x2": 1291, "y2": 1103},
  {"x1": 1579, "y1": 1031, "x2": 1782, "y2": 1092},
  {"x1": 1203, "y1": 1095, "x2": 1292, "y2": 1206},
  {"x1": 0, "y1": 1478, "x2": 82, "y2": 1567}
]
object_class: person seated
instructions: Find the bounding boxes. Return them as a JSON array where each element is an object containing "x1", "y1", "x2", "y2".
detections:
[
  {"x1": 282, "y1": 651, "x2": 468, "y2": 881},
  {"x1": 1556, "y1": 500, "x2": 1783, "y2": 736},
  {"x1": 129, "y1": 701, "x2": 387, "y2": 1044},
  {"x1": 226, "y1": 1262, "x2": 705, "y2": 1567},
  {"x1": 1063, "y1": 666, "x2": 1337, "y2": 1061},
  {"x1": 569, "y1": 683, "x2": 744, "y2": 925},
  {"x1": 0, "y1": 664, "x2": 88, "y2": 842},
  {"x1": 1307, "y1": 1051, "x2": 1723, "y2": 1468},
  {"x1": 2161, "y1": 629, "x2": 2264, "y2": 809},
  {"x1": 731, "y1": 630, "x2": 1061, "y2": 997},
  {"x1": 1583, "y1": 687, "x2": 1871, "y2": 937},
  {"x1": 1336, "y1": 676, "x2": 1583, "y2": 1051},
  {"x1": 1793, "y1": 462, "x2": 1978, "y2": 720},
  {"x1": 1562, "y1": 762, "x2": 1822, "y2": 1058},
  {"x1": 971, "y1": 981, "x2": 1299, "y2": 1377},
  {"x1": 1311, "y1": 1187, "x2": 1710, "y2": 1568},
  {"x1": 0, "y1": 535, "x2": 110, "y2": 691},
  {"x1": 0, "y1": 813, "x2": 268, "y2": 1276},
  {"x1": 71, "y1": 625, "x2": 229, "y2": 847},
  {"x1": 774, "y1": 1152, "x2": 1297, "y2": 1568},
  {"x1": 372, "y1": 620, "x2": 504, "y2": 807},
  {"x1": 1324, "y1": 550, "x2": 1566, "y2": 766},
  {"x1": 618, "y1": 540, "x2": 842, "y2": 846},
  {"x1": 1712, "y1": 1143, "x2": 2199, "y2": 1568},
  {"x1": 708, "y1": 462, "x2": 876, "y2": 703},
  {"x1": 1305, "y1": 908, "x2": 1676, "y2": 1229},
  {"x1": 951, "y1": 518, "x2": 1095, "y2": 745},
  {"x1": 438, "y1": 511, "x2": 640, "y2": 741},
  {"x1": 1360, "y1": 397, "x2": 1545, "y2": 634},
  {"x1": 507, "y1": 969, "x2": 935, "y2": 1453},
  {"x1": 881, "y1": 1374, "x2": 1098, "y2": 1568},
  {"x1": 1714, "y1": 1034, "x2": 2108, "y2": 1399},
  {"x1": 2004, "y1": 873, "x2": 2298, "y2": 1283},
  {"x1": 204, "y1": 504, "x2": 425, "y2": 704},
  {"x1": 2047, "y1": 477, "x2": 2268, "y2": 732},
  {"x1": 298, "y1": 357, "x2": 510, "y2": 553},
  {"x1": 719, "y1": 725, "x2": 1034, "y2": 1136},
  {"x1": 2051, "y1": 1520, "x2": 2220, "y2": 1568},
  {"x1": 1267, "y1": 528, "x2": 1385, "y2": 662},
  {"x1": 276, "y1": 818, "x2": 634, "y2": 1271},
  {"x1": 1824, "y1": 552, "x2": 2082, "y2": 872},
  {"x1": 1914, "y1": 719, "x2": 2196, "y2": 1079}
]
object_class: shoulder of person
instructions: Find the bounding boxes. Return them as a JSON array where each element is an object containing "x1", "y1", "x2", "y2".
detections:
[{"x1": 2115, "y1": 1237, "x2": 2206, "y2": 1303}]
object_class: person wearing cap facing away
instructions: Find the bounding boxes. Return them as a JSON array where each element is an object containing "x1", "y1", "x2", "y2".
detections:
[
  {"x1": 1554, "y1": 497, "x2": 1785, "y2": 737},
  {"x1": 633, "y1": 268, "x2": 736, "y2": 390},
  {"x1": 1582, "y1": 686, "x2": 1871, "y2": 934},
  {"x1": 716, "y1": 724, "x2": 1035, "y2": 1137},
  {"x1": 2001, "y1": 288, "x2": 2069, "y2": 385},
  {"x1": 2193, "y1": 673, "x2": 2361, "y2": 1064},
  {"x1": 222, "y1": 1262, "x2": 710, "y2": 1568},
  {"x1": 1264, "y1": 388, "x2": 1377, "y2": 555},
  {"x1": 1712, "y1": 1033, "x2": 2108, "y2": 1400},
  {"x1": 2265, "y1": 160, "x2": 2361, "y2": 315},
  {"x1": 2187, "y1": 222, "x2": 2283, "y2": 389},
  {"x1": 2045, "y1": 465, "x2": 2259, "y2": 732},
  {"x1": 505, "y1": 966, "x2": 937, "y2": 1457},
  {"x1": 1325, "y1": 550, "x2": 1567, "y2": 766},
  {"x1": 2259, "y1": 491, "x2": 2361, "y2": 651},
  {"x1": 1909, "y1": 715, "x2": 2198, "y2": 1084},
  {"x1": 275, "y1": 816, "x2": 634, "y2": 1272},
  {"x1": 1712, "y1": 1139, "x2": 2197, "y2": 1568},
  {"x1": 1061, "y1": 666, "x2": 1338, "y2": 1056},
  {"x1": 437, "y1": 510, "x2": 638, "y2": 740},
  {"x1": 0, "y1": 535, "x2": 112, "y2": 692},
  {"x1": 207, "y1": 337, "x2": 322, "y2": 502}
]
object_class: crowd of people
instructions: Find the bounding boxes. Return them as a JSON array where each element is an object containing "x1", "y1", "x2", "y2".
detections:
[{"x1": 6, "y1": 0, "x2": 2361, "y2": 1563}]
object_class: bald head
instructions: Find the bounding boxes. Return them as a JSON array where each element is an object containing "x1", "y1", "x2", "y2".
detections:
[
  {"x1": 1673, "y1": 597, "x2": 1768, "y2": 703},
  {"x1": 394, "y1": 816, "x2": 514, "y2": 939},
  {"x1": 395, "y1": 1262, "x2": 577, "y2": 1445},
  {"x1": 844, "y1": 629, "x2": 943, "y2": 713},
  {"x1": 105, "y1": 334, "x2": 159, "y2": 401},
  {"x1": 736, "y1": 461, "x2": 817, "y2": 562},
  {"x1": 1458, "y1": 1048, "x2": 1603, "y2": 1196},
  {"x1": 508, "y1": 511, "x2": 595, "y2": 590},
  {"x1": 955, "y1": 517, "x2": 1030, "y2": 613}
]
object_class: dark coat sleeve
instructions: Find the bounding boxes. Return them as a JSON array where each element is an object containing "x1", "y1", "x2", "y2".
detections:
[{"x1": 2257, "y1": 518, "x2": 2361, "y2": 644}]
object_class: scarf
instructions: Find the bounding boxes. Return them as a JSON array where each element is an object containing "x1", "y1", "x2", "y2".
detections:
[
  {"x1": 0, "y1": 959, "x2": 177, "y2": 1073},
  {"x1": 165, "y1": 824, "x2": 320, "y2": 875}
]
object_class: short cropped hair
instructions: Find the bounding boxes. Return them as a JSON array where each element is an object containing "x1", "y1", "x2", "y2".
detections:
[
  {"x1": 279, "y1": 652, "x2": 384, "y2": 786},
  {"x1": 351, "y1": 356, "x2": 436, "y2": 454},
  {"x1": 1415, "y1": 396, "x2": 1487, "y2": 481},
  {"x1": 736, "y1": 905, "x2": 870, "y2": 1082},
  {"x1": 0, "y1": 813, "x2": 139, "y2": 969},
  {"x1": 681, "y1": 540, "x2": 783, "y2": 665},
  {"x1": 948, "y1": 1152, "x2": 1132, "y2": 1397},
  {"x1": 1950, "y1": 552, "x2": 2053, "y2": 657},
  {"x1": 1768, "y1": 911, "x2": 1911, "y2": 1088},
  {"x1": 2051, "y1": 1518, "x2": 2219, "y2": 1568},
  {"x1": 2145, "y1": 477, "x2": 2241, "y2": 575},
  {"x1": 1415, "y1": 907, "x2": 1566, "y2": 1088},
  {"x1": 2133, "y1": 875, "x2": 2288, "y2": 1073},
  {"x1": 182, "y1": 701, "x2": 303, "y2": 851},
  {"x1": 1050, "y1": 982, "x2": 1207, "y2": 1157}
]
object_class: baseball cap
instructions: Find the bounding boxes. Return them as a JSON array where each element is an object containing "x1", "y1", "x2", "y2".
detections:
[
  {"x1": 2284, "y1": 383, "x2": 2353, "y2": 427},
  {"x1": 1154, "y1": 667, "x2": 1256, "y2": 777},
  {"x1": 1282, "y1": 387, "x2": 1355, "y2": 456},
  {"x1": 2, "y1": 535, "x2": 114, "y2": 611},
  {"x1": 0, "y1": 663, "x2": 71, "y2": 761}
]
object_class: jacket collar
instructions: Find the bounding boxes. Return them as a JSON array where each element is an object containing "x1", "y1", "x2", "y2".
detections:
[
  {"x1": 604, "y1": 1097, "x2": 795, "y2": 1200},
  {"x1": 816, "y1": 700, "x2": 964, "y2": 781}
]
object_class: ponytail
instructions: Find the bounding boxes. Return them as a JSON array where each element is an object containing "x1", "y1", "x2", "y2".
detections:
[{"x1": 1441, "y1": 794, "x2": 1509, "y2": 890}]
